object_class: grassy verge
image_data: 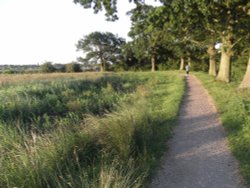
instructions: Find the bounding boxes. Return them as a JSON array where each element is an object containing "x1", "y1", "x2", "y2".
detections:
[
  {"x1": 0, "y1": 72, "x2": 184, "y2": 188},
  {"x1": 195, "y1": 72, "x2": 250, "y2": 186}
]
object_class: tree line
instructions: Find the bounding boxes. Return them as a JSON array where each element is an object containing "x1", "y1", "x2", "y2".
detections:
[{"x1": 74, "y1": 0, "x2": 250, "y2": 88}]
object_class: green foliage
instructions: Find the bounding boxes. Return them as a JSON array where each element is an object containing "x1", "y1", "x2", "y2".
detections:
[
  {"x1": 231, "y1": 55, "x2": 249, "y2": 82},
  {"x1": 76, "y1": 31, "x2": 125, "y2": 72},
  {"x1": 40, "y1": 62, "x2": 56, "y2": 73},
  {"x1": 73, "y1": 0, "x2": 147, "y2": 21},
  {"x1": 65, "y1": 62, "x2": 82, "y2": 73},
  {"x1": 127, "y1": 4, "x2": 176, "y2": 70},
  {"x1": 2, "y1": 69, "x2": 16, "y2": 74},
  {"x1": 0, "y1": 72, "x2": 184, "y2": 187},
  {"x1": 158, "y1": 59, "x2": 179, "y2": 70},
  {"x1": 74, "y1": 0, "x2": 249, "y2": 79},
  {"x1": 196, "y1": 72, "x2": 250, "y2": 185}
]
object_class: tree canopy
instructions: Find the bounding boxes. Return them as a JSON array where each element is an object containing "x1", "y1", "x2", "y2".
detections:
[
  {"x1": 73, "y1": 0, "x2": 146, "y2": 21},
  {"x1": 75, "y1": 0, "x2": 250, "y2": 86},
  {"x1": 76, "y1": 31, "x2": 125, "y2": 72}
]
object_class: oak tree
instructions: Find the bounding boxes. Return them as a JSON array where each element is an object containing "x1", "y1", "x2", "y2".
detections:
[{"x1": 76, "y1": 31, "x2": 125, "y2": 72}]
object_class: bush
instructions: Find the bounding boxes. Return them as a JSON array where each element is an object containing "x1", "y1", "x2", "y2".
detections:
[
  {"x1": 66, "y1": 63, "x2": 82, "y2": 73},
  {"x1": 40, "y1": 62, "x2": 56, "y2": 73},
  {"x1": 3, "y1": 69, "x2": 16, "y2": 74}
]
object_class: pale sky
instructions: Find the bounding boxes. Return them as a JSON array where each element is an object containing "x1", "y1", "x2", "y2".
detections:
[{"x1": 0, "y1": 0, "x2": 161, "y2": 65}]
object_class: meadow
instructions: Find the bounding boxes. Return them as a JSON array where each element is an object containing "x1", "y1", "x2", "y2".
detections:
[
  {"x1": 0, "y1": 72, "x2": 184, "y2": 188},
  {"x1": 196, "y1": 72, "x2": 250, "y2": 185}
]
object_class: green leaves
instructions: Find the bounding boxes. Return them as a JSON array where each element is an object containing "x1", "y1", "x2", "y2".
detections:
[
  {"x1": 74, "y1": 0, "x2": 147, "y2": 21},
  {"x1": 76, "y1": 31, "x2": 125, "y2": 71}
]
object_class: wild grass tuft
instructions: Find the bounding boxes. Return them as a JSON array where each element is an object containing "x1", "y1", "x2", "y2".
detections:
[{"x1": 0, "y1": 72, "x2": 184, "y2": 187}]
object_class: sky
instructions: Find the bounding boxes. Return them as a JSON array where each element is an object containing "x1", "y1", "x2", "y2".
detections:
[{"x1": 0, "y1": 0, "x2": 161, "y2": 65}]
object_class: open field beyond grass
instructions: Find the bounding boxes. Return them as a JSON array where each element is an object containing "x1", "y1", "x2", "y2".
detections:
[{"x1": 0, "y1": 71, "x2": 184, "y2": 187}]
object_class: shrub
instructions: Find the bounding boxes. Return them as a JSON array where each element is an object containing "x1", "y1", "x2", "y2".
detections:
[
  {"x1": 40, "y1": 62, "x2": 56, "y2": 73},
  {"x1": 66, "y1": 63, "x2": 82, "y2": 73}
]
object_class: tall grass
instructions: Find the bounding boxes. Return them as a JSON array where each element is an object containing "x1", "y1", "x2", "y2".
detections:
[
  {"x1": 195, "y1": 72, "x2": 250, "y2": 185},
  {"x1": 0, "y1": 72, "x2": 184, "y2": 187},
  {"x1": 0, "y1": 72, "x2": 103, "y2": 86}
]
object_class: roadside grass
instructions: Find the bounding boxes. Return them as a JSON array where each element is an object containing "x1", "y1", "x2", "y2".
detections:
[
  {"x1": 0, "y1": 72, "x2": 184, "y2": 187},
  {"x1": 195, "y1": 72, "x2": 250, "y2": 185}
]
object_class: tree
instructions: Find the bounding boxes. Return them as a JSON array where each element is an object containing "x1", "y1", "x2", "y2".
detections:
[
  {"x1": 74, "y1": 0, "x2": 249, "y2": 78},
  {"x1": 120, "y1": 41, "x2": 145, "y2": 70},
  {"x1": 189, "y1": 0, "x2": 250, "y2": 82},
  {"x1": 66, "y1": 62, "x2": 82, "y2": 73},
  {"x1": 127, "y1": 4, "x2": 154, "y2": 70},
  {"x1": 128, "y1": 4, "x2": 172, "y2": 71},
  {"x1": 157, "y1": 1, "x2": 218, "y2": 74},
  {"x1": 207, "y1": 44, "x2": 217, "y2": 76},
  {"x1": 40, "y1": 62, "x2": 55, "y2": 73},
  {"x1": 214, "y1": 1, "x2": 250, "y2": 82},
  {"x1": 239, "y1": 55, "x2": 250, "y2": 88},
  {"x1": 162, "y1": 0, "x2": 250, "y2": 81},
  {"x1": 239, "y1": 8, "x2": 250, "y2": 88},
  {"x1": 76, "y1": 31, "x2": 125, "y2": 72}
]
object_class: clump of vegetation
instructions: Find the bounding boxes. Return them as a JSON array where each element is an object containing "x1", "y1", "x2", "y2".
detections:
[
  {"x1": 65, "y1": 62, "x2": 82, "y2": 73},
  {"x1": 40, "y1": 62, "x2": 56, "y2": 73},
  {"x1": 0, "y1": 72, "x2": 184, "y2": 187},
  {"x1": 196, "y1": 72, "x2": 250, "y2": 185}
]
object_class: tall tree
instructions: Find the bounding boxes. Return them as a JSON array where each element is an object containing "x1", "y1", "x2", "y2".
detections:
[
  {"x1": 76, "y1": 31, "x2": 125, "y2": 72},
  {"x1": 128, "y1": 4, "x2": 155, "y2": 71},
  {"x1": 239, "y1": 6, "x2": 250, "y2": 88},
  {"x1": 159, "y1": 0, "x2": 218, "y2": 75},
  {"x1": 239, "y1": 55, "x2": 250, "y2": 88},
  {"x1": 207, "y1": 44, "x2": 217, "y2": 76},
  {"x1": 75, "y1": 0, "x2": 249, "y2": 78},
  {"x1": 128, "y1": 4, "x2": 171, "y2": 71},
  {"x1": 163, "y1": 0, "x2": 250, "y2": 84},
  {"x1": 196, "y1": 0, "x2": 250, "y2": 82}
]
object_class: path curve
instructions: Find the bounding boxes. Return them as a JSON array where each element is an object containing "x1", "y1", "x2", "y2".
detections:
[{"x1": 149, "y1": 75, "x2": 246, "y2": 188}]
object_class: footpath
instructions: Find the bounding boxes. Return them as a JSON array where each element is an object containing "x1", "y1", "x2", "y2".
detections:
[{"x1": 149, "y1": 75, "x2": 246, "y2": 188}]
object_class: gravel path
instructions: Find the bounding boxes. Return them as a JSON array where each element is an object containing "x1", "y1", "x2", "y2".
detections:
[{"x1": 149, "y1": 75, "x2": 246, "y2": 188}]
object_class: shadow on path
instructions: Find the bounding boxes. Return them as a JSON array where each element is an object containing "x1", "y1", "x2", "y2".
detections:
[{"x1": 149, "y1": 75, "x2": 246, "y2": 188}]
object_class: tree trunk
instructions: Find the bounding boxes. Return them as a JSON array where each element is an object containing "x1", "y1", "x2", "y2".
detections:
[
  {"x1": 188, "y1": 57, "x2": 191, "y2": 67},
  {"x1": 216, "y1": 50, "x2": 231, "y2": 82},
  {"x1": 207, "y1": 44, "x2": 217, "y2": 76},
  {"x1": 216, "y1": 36, "x2": 232, "y2": 82},
  {"x1": 180, "y1": 57, "x2": 184, "y2": 70},
  {"x1": 151, "y1": 55, "x2": 156, "y2": 72},
  {"x1": 209, "y1": 58, "x2": 217, "y2": 76},
  {"x1": 239, "y1": 55, "x2": 250, "y2": 88},
  {"x1": 100, "y1": 60, "x2": 105, "y2": 72}
]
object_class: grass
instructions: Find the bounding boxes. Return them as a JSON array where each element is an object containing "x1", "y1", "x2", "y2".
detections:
[
  {"x1": 195, "y1": 72, "x2": 250, "y2": 186},
  {"x1": 0, "y1": 71, "x2": 184, "y2": 188},
  {"x1": 0, "y1": 72, "x2": 104, "y2": 86}
]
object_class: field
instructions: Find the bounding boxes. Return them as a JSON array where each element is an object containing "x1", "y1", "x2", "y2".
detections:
[
  {"x1": 196, "y1": 72, "x2": 250, "y2": 185},
  {"x1": 0, "y1": 72, "x2": 184, "y2": 188}
]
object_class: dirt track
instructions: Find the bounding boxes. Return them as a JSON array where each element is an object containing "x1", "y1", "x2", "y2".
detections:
[{"x1": 149, "y1": 75, "x2": 246, "y2": 188}]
